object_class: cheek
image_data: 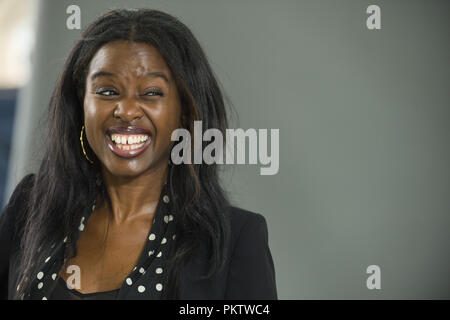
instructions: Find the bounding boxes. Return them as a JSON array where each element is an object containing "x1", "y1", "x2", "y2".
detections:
[
  {"x1": 83, "y1": 96, "x2": 99, "y2": 120},
  {"x1": 83, "y1": 97, "x2": 106, "y2": 145},
  {"x1": 159, "y1": 103, "x2": 182, "y2": 139}
]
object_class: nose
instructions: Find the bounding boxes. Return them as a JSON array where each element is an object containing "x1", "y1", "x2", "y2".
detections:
[{"x1": 113, "y1": 98, "x2": 144, "y2": 122}]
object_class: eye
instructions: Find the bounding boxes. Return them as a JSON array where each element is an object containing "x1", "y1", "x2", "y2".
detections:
[
  {"x1": 96, "y1": 88, "x2": 118, "y2": 96},
  {"x1": 143, "y1": 88, "x2": 164, "y2": 97}
]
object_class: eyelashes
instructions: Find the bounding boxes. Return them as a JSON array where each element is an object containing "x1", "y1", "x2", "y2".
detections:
[
  {"x1": 95, "y1": 88, "x2": 164, "y2": 97},
  {"x1": 144, "y1": 89, "x2": 164, "y2": 97},
  {"x1": 95, "y1": 88, "x2": 117, "y2": 96}
]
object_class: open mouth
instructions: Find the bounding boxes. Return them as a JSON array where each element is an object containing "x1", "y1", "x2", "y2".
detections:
[{"x1": 106, "y1": 127, "x2": 152, "y2": 159}]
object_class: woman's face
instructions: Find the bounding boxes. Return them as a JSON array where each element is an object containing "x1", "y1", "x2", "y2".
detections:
[{"x1": 83, "y1": 40, "x2": 181, "y2": 178}]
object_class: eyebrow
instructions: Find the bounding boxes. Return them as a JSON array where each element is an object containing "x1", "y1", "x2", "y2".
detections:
[{"x1": 90, "y1": 70, "x2": 170, "y2": 84}]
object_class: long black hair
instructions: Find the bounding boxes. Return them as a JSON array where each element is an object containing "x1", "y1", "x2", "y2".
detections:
[{"x1": 15, "y1": 8, "x2": 231, "y2": 299}]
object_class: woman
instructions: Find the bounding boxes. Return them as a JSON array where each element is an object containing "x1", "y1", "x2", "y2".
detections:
[{"x1": 0, "y1": 8, "x2": 277, "y2": 300}]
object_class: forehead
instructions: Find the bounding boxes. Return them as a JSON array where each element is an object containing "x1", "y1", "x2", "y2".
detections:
[{"x1": 87, "y1": 40, "x2": 171, "y2": 78}]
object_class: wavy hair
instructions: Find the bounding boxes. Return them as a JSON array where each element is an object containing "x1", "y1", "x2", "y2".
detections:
[{"x1": 15, "y1": 8, "x2": 231, "y2": 299}]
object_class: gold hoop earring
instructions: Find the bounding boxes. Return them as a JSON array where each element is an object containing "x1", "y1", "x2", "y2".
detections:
[{"x1": 80, "y1": 125, "x2": 94, "y2": 164}]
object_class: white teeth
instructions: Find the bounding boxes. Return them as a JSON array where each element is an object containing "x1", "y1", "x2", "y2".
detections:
[
  {"x1": 115, "y1": 142, "x2": 145, "y2": 151},
  {"x1": 130, "y1": 144, "x2": 138, "y2": 150},
  {"x1": 110, "y1": 134, "x2": 149, "y2": 145}
]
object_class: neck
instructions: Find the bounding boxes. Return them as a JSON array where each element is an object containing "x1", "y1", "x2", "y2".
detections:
[{"x1": 100, "y1": 164, "x2": 169, "y2": 224}]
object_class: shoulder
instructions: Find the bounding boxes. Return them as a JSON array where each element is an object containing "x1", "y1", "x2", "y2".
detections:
[
  {"x1": 227, "y1": 206, "x2": 268, "y2": 235},
  {"x1": 8, "y1": 173, "x2": 35, "y2": 201},
  {"x1": 226, "y1": 206, "x2": 271, "y2": 253},
  {"x1": 2, "y1": 173, "x2": 35, "y2": 211},
  {"x1": 0, "y1": 173, "x2": 36, "y2": 299},
  {"x1": 0, "y1": 173, "x2": 36, "y2": 231},
  {"x1": 224, "y1": 206, "x2": 277, "y2": 299}
]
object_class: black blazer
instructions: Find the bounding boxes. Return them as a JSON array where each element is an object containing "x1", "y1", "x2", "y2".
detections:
[{"x1": 0, "y1": 174, "x2": 277, "y2": 300}]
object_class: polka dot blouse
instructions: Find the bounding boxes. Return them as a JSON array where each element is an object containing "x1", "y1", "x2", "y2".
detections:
[{"x1": 26, "y1": 181, "x2": 176, "y2": 300}]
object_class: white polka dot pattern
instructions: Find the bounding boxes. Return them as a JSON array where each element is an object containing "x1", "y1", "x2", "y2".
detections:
[{"x1": 29, "y1": 185, "x2": 175, "y2": 300}]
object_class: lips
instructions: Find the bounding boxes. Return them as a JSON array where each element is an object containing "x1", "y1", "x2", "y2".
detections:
[{"x1": 105, "y1": 126, "x2": 152, "y2": 159}]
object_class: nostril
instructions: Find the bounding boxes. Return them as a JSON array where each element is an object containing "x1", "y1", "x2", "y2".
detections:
[{"x1": 113, "y1": 110, "x2": 143, "y2": 122}]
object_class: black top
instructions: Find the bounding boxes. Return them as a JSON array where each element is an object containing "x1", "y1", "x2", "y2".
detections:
[
  {"x1": 51, "y1": 277, "x2": 119, "y2": 300},
  {"x1": 0, "y1": 174, "x2": 277, "y2": 300}
]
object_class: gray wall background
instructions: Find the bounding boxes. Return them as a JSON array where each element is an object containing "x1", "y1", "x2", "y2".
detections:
[{"x1": 5, "y1": 0, "x2": 450, "y2": 299}]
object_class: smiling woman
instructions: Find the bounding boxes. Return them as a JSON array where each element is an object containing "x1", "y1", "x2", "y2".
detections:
[
  {"x1": 0, "y1": 9, "x2": 277, "y2": 300},
  {"x1": 84, "y1": 40, "x2": 181, "y2": 173}
]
